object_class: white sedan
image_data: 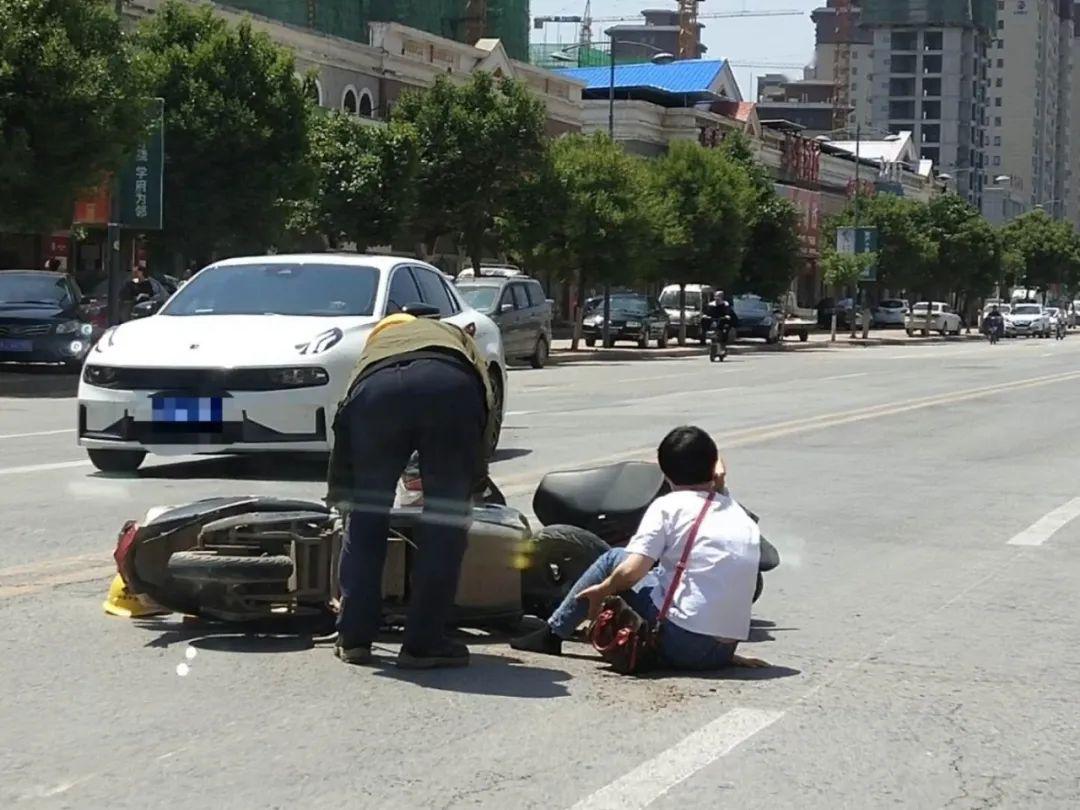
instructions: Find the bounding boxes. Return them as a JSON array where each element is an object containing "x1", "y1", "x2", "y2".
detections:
[
  {"x1": 905, "y1": 302, "x2": 963, "y2": 336},
  {"x1": 78, "y1": 254, "x2": 507, "y2": 473}
]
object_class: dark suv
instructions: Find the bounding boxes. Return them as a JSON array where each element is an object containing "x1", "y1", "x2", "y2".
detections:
[{"x1": 456, "y1": 276, "x2": 553, "y2": 368}]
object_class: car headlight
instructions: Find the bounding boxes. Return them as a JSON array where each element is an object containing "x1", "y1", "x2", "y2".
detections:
[
  {"x1": 83, "y1": 365, "x2": 119, "y2": 387},
  {"x1": 56, "y1": 320, "x2": 88, "y2": 335},
  {"x1": 295, "y1": 328, "x2": 343, "y2": 356},
  {"x1": 266, "y1": 367, "x2": 329, "y2": 388}
]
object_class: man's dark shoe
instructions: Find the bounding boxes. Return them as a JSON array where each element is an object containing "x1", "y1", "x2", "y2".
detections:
[
  {"x1": 510, "y1": 625, "x2": 563, "y2": 656},
  {"x1": 334, "y1": 643, "x2": 373, "y2": 665},
  {"x1": 396, "y1": 639, "x2": 470, "y2": 669}
]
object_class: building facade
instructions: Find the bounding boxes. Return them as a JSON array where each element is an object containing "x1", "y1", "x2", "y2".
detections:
[{"x1": 987, "y1": 0, "x2": 1076, "y2": 224}]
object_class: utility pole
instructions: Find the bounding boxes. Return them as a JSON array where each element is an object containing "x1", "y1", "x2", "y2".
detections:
[
  {"x1": 852, "y1": 123, "x2": 862, "y2": 339},
  {"x1": 107, "y1": 0, "x2": 125, "y2": 326}
]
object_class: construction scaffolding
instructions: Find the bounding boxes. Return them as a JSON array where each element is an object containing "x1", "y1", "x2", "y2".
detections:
[
  {"x1": 860, "y1": 0, "x2": 997, "y2": 30},
  {"x1": 223, "y1": 1, "x2": 530, "y2": 60}
]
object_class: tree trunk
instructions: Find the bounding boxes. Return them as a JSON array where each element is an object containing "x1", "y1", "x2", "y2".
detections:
[
  {"x1": 830, "y1": 284, "x2": 838, "y2": 342},
  {"x1": 570, "y1": 268, "x2": 585, "y2": 352},
  {"x1": 602, "y1": 283, "x2": 612, "y2": 347}
]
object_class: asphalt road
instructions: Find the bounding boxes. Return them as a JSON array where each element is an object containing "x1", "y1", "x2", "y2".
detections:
[{"x1": 3, "y1": 336, "x2": 1080, "y2": 808}]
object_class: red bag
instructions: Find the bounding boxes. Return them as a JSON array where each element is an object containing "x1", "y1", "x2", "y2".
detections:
[{"x1": 588, "y1": 491, "x2": 716, "y2": 674}]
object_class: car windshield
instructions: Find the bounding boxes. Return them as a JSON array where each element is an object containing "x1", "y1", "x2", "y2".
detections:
[
  {"x1": 162, "y1": 262, "x2": 379, "y2": 317},
  {"x1": 734, "y1": 298, "x2": 770, "y2": 315},
  {"x1": 611, "y1": 297, "x2": 649, "y2": 315},
  {"x1": 1013, "y1": 304, "x2": 1041, "y2": 315},
  {"x1": 984, "y1": 303, "x2": 1009, "y2": 313},
  {"x1": 1047, "y1": 308, "x2": 1059, "y2": 316},
  {"x1": 912, "y1": 303, "x2": 938, "y2": 313},
  {"x1": 456, "y1": 285, "x2": 499, "y2": 312},
  {"x1": 0, "y1": 273, "x2": 72, "y2": 306},
  {"x1": 879, "y1": 299, "x2": 905, "y2": 308},
  {"x1": 659, "y1": 290, "x2": 702, "y2": 310}
]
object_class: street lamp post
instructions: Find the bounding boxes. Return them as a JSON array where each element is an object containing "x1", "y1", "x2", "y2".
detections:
[
  {"x1": 552, "y1": 41, "x2": 674, "y2": 348},
  {"x1": 107, "y1": 0, "x2": 125, "y2": 326}
]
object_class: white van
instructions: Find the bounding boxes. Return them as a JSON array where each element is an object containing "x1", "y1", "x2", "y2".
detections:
[{"x1": 659, "y1": 283, "x2": 714, "y2": 342}]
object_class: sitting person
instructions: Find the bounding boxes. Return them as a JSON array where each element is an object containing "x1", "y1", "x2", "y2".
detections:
[{"x1": 512, "y1": 426, "x2": 763, "y2": 671}]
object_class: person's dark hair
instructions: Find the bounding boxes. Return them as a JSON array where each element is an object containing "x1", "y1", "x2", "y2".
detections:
[{"x1": 658, "y1": 426, "x2": 718, "y2": 486}]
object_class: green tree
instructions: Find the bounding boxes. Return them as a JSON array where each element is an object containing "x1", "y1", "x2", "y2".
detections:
[
  {"x1": 391, "y1": 71, "x2": 548, "y2": 270},
  {"x1": 293, "y1": 112, "x2": 418, "y2": 252},
  {"x1": 549, "y1": 134, "x2": 655, "y2": 348},
  {"x1": 921, "y1": 194, "x2": 1001, "y2": 316},
  {"x1": 134, "y1": 1, "x2": 311, "y2": 260},
  {"x1": 648, "y1": 140, "x2": 753, "y2": 342},
  {"x1": 1000, "y1": 209, "x2": 1080, "y2": 296},
  {"x1": 0, "y1": 0, "x2": 147, "y2": 232},
  {"x1": 495, "y1": 145, "x2": 568, "y2": 279},
  {"x1": 721, "y1": 133, "x2": 801, "y2": 301}
]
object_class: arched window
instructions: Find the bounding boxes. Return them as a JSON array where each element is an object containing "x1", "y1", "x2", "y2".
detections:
[
  {"x1": 358, "y1": 90, "x2": 374, "y2": 118},
  {"x1": 342, "y1": 86, "x2": 358, "y2": 115}
]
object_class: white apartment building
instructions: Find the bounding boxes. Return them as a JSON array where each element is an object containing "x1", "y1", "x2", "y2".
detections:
[{"x1": 986, "y1": 0, "x2": 1074, "y2": 223}]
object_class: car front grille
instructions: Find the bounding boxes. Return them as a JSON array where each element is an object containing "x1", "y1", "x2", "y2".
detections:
[
  {"x1": 0, "y1": 323, "x2": 52, "y2": 337},
  {"x1": 96, "y1": 367, "x2": 298, "y2": 392}
]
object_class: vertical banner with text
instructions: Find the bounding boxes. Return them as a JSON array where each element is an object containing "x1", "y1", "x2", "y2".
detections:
[{"x1": 118, "y1": 98, "x2": 164, "y2": 230}]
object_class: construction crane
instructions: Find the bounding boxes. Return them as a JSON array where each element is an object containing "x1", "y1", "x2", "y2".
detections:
[
  {"x1": 677, "y1": 1, "x2": 699, "y2": 59},
  {"x1": 832, "y1": 0, "x2": 855, "y2": 131}
]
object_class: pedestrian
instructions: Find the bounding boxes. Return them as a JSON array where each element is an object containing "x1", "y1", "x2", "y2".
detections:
[
  {"x1": 511, "y1": 425, "x2": 764, "y2": 671},
  {"x1": 326, "y1": 313, "x2": 497, "y2": 669}
]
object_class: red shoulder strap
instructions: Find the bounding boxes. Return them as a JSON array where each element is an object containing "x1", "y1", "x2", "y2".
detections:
[{"x1": 656, "y1": 490, "x2": 716, "y2": 625}]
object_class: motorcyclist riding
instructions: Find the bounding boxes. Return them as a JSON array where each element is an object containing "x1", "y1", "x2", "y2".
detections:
[
  {"x1": 703, "y1": 291, "x2": 737, "y2": 349},
  {"x1": 984, "y1": 306, "x2": 1004, "y2": 343}
]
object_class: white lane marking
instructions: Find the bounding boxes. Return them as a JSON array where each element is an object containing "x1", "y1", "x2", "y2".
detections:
[
  {"x1": 0, "y1": 460, "x2": 90, "y2": 477},
  {"x1": 569, "y1": 707, "x2": 784, "y2": 810},
  {"x1": 1007, "y1": 496, "x2": 1080, "y2": 546},
  {"x1": 0, "y1": 428, "x2": 75, "y2": 440},
  {"x1": 818, "y1": 372, "x2": 868, "y2": 382}
]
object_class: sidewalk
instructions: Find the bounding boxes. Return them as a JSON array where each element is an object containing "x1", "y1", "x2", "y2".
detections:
[{"x1": 546, "y1": 329, "x2": 985, "y2": 365}]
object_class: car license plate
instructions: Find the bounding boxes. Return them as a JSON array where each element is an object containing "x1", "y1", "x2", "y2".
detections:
[
  {"x1": 625, "y1": 320, "x2": 642, "y2": 328},
  {"x1": 152, "y1": 396, "x2": 223, "y2": 424},
  {"x1": 0, "y1": 339, "x2": 33, "y2": 352}
]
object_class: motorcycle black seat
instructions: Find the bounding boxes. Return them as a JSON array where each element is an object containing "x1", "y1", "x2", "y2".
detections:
[{"x1": 532, "y1": 461, "x2": 669, "y2": 541}]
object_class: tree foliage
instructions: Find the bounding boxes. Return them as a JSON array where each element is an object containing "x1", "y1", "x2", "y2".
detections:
[
  {"x1": 391, "y1": 72, "x2": 547, "y2": 269},
  {"x1": 134, "y1": 1, "x2": 311, "y2": 259},
  {"x1": 721, "y1": 133, "x2": 802, "y2": 300},
  {"x1": 648, "y1": 140, "x2": 752, "y2": 290},
  {"x1": 921, "y1": 194, "x2": 1000, "y2": 298},
  {"x1": 1000, "y1": 209, "x2": 1080, "y2": 293},
  {"x1": 0, "y1": 0, "x2": 148, "y2": 232},
  {"x1": 821, "y1": 249, "x2": 877, "y2": 288},
  {"x1": 547, "y1": 134, "x2": 655, "y2": 289},
  {"x1": 292, "y1": 113, "x2": 417, "y2": 252}
]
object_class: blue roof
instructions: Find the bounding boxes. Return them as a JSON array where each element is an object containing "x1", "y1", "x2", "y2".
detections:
[{"x1": 554, "y1": 59, "x2": 728, "y2": 95}]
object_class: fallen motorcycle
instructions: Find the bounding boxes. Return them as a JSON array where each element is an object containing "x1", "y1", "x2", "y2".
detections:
[{"x1": 112, "y1": 461, "x2": 779, "y2": 629}]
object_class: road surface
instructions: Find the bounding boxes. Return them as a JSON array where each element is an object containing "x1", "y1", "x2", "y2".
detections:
[{"x1": 2, "y1": 336, "x2": 1079, "y2": 808}]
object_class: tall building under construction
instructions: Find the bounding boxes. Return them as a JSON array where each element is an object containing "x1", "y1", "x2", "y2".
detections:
[
  {"x1": 859, "y1": 0, "x2": 997, "y2": 206},
  {"x1": 223, "y1": 1, "x2": 530, "y2": 60}
]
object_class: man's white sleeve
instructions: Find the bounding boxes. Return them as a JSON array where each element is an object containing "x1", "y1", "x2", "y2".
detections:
[{"x1": 623, "y1": 500, "x2": 668, "y2": 562}]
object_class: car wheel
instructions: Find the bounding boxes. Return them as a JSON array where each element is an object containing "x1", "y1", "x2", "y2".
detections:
[
  {"x1": 906, "y1": 329, "x2": 914, "y2": 337},
  {"x1": 799, "y1": 331, "x2": 809, "y2": 342},
  {"x1": 488, "y1": 368, "x2": 504, "y2": 456},
  {"x1": 168, "y1": 551, "x2": 294, "y2": 584},
  {"x1": 529, "y1": 337, "x2": 548, "y2": 369},
  {"x1": 87, "y1": 449, "x2": 146, "y2": 474},
  {"x1": 521, "y1": 525, "x2": 610, "y2": 620},
  {"x1": 585, "y1": 337, "x2": 595, "y2": 348}
]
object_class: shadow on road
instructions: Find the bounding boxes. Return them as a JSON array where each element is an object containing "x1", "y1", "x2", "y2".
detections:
[
  {"x1": 0, "y1": 365, "x2": 79, "y2": 398},
  {"x1": 492, "y1": 447, "x2": 531, "y2": 463},
  {"x1": 134, "y1": 453, "x2": 328, "y2": 483},
  {"x1": 373, "y1": 653, "x2": 571, "y2": 699}
]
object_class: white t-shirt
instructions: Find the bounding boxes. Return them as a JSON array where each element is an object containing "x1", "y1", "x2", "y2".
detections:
[{"x1": 624, "y1": 489, "x2": 760, "y2": 640}]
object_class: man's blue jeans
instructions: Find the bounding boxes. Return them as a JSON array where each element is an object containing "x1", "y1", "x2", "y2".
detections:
[{"x1": 547, "y1": 548, "x2": 738, "y2": 671}]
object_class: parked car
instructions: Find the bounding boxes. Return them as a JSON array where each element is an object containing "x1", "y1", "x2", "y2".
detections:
[
  {"x1": 906, "y1": 302, "x2": 963, "y2": 336},
  {"x1": 733, "y1": 295, "x2": 782, "y2": 343},
  {"x1": 456, "y1": 264, "x2": 522, "y2": 280},
  {"x1": 0, "y1": 270, "x2": 99, "y2": 368},
  {"x1": 872, "y1": 298, "x2": 909, "y2": 328},
  {"x1": 456, "y1": 276, "x2": 552, "y2": 368},
  {"x1": 582, "y1": 294, "x2": 670, "y2": 348},
  {"x1": 1007, "y1": 302, "x2": 1051, "y2": 338},
  {"x1": 816, "y1": 297, "x2": 858, "y2": 329},
  {"x1": 78, "y1": 254, "x2": 508, "y2": 473},
  {"x1": 84, "y1": 275, "x2": 173, "y2": 324},
  {"x1": 1069, "y1": 301, "x2": 1080, "y2": 328},
  {"x1": 659, "y1": 283, "x2": 714, "y2": 342}
]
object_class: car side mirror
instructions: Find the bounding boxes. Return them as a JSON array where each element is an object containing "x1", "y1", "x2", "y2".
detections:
[
  {"x1": 500, "y1": 302, "x2": 515, "y2": 313},
  {"x1": 400, "y1": 302, "x2": 440, "y2": 319},
  {"x1": 131, "y1": 299, "x2": 162, "y2": 319}
]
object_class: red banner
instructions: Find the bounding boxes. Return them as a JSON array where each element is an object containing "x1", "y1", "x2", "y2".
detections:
[{"x1": 73, "y1": 181, "x2": 111, "y2": 225}]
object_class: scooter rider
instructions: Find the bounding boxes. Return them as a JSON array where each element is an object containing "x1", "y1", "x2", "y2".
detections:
[
  {"x1": 326, "y1": 313, "x2": 496, "y2": 669},
  {"x1": 984, "y1": 306, "x2": 1004, "y2": 341},
  {"x1": 703, "y1": 291, "x2": 737, "y2": 347}
]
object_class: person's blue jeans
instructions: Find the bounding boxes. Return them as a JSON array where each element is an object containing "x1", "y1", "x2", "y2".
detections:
[{"x1": 547, "y1": 548, "x2": 738, "y2": 671}]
